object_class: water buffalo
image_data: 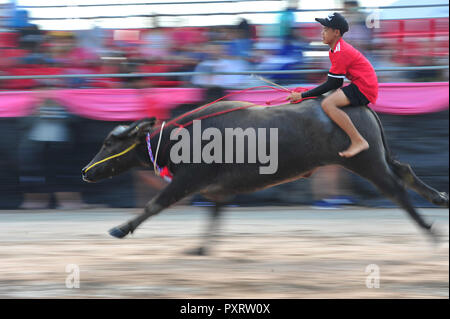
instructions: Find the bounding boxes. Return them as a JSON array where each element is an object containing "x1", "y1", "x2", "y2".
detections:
[{"x1": 82, "y1": 97, "x2": 448, "y2": 254}]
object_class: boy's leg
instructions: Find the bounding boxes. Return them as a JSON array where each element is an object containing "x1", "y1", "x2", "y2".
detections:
[{"x1": 321, "y1": 89, "x2": 369, "y2": 158}]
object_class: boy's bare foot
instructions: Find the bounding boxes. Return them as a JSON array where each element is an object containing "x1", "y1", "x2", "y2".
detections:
[{"x1": 339, "y1": 139, "x2": 369, "y2": 158}]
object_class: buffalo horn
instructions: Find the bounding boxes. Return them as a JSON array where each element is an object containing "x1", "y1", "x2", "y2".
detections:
[{"x1": 115, "y1": 117, "x2": 156, "y2": 138}]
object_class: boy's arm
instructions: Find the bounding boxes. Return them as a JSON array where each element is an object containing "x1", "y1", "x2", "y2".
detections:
[
  {"x1": 302, "y1": 76, "x2": 344, "y2": 98},
  {"x1": 288, "y1": 76, "x2": 343, "y2": 102}
]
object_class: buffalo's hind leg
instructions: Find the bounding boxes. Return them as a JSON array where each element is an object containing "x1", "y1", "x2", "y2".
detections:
[
  {"x1": 347, "y1": 162, "x2": 439, "y2": 242},
  {"x1": 109, "y1": 175, "x2": 203, "y2": 239},
  {"x1": 390, "y1": 159, "x2": 449, "y2": 208},
  {"x1": 184, "y1": 201, "x2": 225, "y2": 256}
]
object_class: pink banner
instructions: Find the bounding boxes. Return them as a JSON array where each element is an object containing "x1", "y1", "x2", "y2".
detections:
[
  {"x1": 0, "y1": 91, "x2": 40, "y2": 117},
  {"x1": 371, "y1": 82, "x2": 449, "y2": 115},
  {"x1": 0, "y1": 82, "x2": 448, "y2": 119},
  {"x1": 228, "y1": 82, "x2": 450, "y2": 115},
  {"x1": 52, "y1": 88, "x2": 203, "y2": 121}
]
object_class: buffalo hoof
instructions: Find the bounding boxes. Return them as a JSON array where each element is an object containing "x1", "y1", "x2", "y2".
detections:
[
  {"x1": 432, "y1": 192, "x2": 449, "y2": 208},
  {"x1": 427, "y1": 223, "x2": 442, "y2": 246},
  {"x1": 431, "y1": 192, "x2": 448, "y2": 208},
  {"x1": 439, "y1": 192, "x2": 449, "y2": 208},
  {"x1": 184, "y1": 247, "x2": 208, "y2": 256},
  {"x1": 109, "y1": 226, "x2": 130, "y2": 239}
]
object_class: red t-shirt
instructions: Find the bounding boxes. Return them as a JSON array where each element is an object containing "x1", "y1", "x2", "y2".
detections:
[{"x1": 329, "y1": 38, "x2": 378, "y2": 104}]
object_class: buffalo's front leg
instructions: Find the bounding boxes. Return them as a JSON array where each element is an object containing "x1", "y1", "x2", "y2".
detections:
[
  {"x1": 109, "y1": 175, "x2": 201, "y2": 239},
  {"x1": 108, "y1": 198, "x2": 163, "y2": 239}
]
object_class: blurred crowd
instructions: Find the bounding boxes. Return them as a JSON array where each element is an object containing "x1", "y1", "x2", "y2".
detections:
[{"x1": 0, "y1": 0, "x2": 448, "y2": 91}]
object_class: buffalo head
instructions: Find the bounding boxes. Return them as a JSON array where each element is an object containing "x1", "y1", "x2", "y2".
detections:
[{"x1": 82, "y1": 118, "x2": 156, "y2": 182}]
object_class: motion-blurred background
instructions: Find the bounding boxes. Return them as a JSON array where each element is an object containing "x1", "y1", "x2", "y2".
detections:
[{"x1": 0, "y1": 0, "x2": 448, "y2": 210}]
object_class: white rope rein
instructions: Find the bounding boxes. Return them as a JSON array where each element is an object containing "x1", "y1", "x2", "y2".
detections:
[
  {"x1": 153, "y1": 121, "x2": 166, "y2": 175},
  {"x1": 251, "y1": 73, "x2": 290, "y2": 92}
]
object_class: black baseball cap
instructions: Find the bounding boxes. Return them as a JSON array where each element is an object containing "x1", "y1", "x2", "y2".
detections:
[{"x1": 315, "y1": 12, "x2": 349, "y2": 35}]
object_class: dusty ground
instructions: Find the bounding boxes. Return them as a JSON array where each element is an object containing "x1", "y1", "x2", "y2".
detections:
[{"x1": 0, "y1": 206, "x2": 448, "y2": 298}]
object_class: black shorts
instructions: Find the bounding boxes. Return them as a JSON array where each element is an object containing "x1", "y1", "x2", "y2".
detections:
[{"x1": 341, "y1": 83, "x2": 370, "y2": 106}]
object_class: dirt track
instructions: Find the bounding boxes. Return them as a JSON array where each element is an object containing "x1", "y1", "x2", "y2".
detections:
[{"x1": 0, "y1": 206, "x2": 448, "y2": 298}]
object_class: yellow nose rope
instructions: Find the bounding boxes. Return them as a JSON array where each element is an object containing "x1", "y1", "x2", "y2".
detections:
[{"x1": 84, "y1": 143, "x2": 137, "y2": 173}]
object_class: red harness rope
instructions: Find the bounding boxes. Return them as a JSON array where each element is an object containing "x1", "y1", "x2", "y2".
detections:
[
  {"x1": 147, "y1": 85, "x2": 317, "y2": 181},
  {"x1": 150, "y1": 85, "x2": 316, "y2": 138}
]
